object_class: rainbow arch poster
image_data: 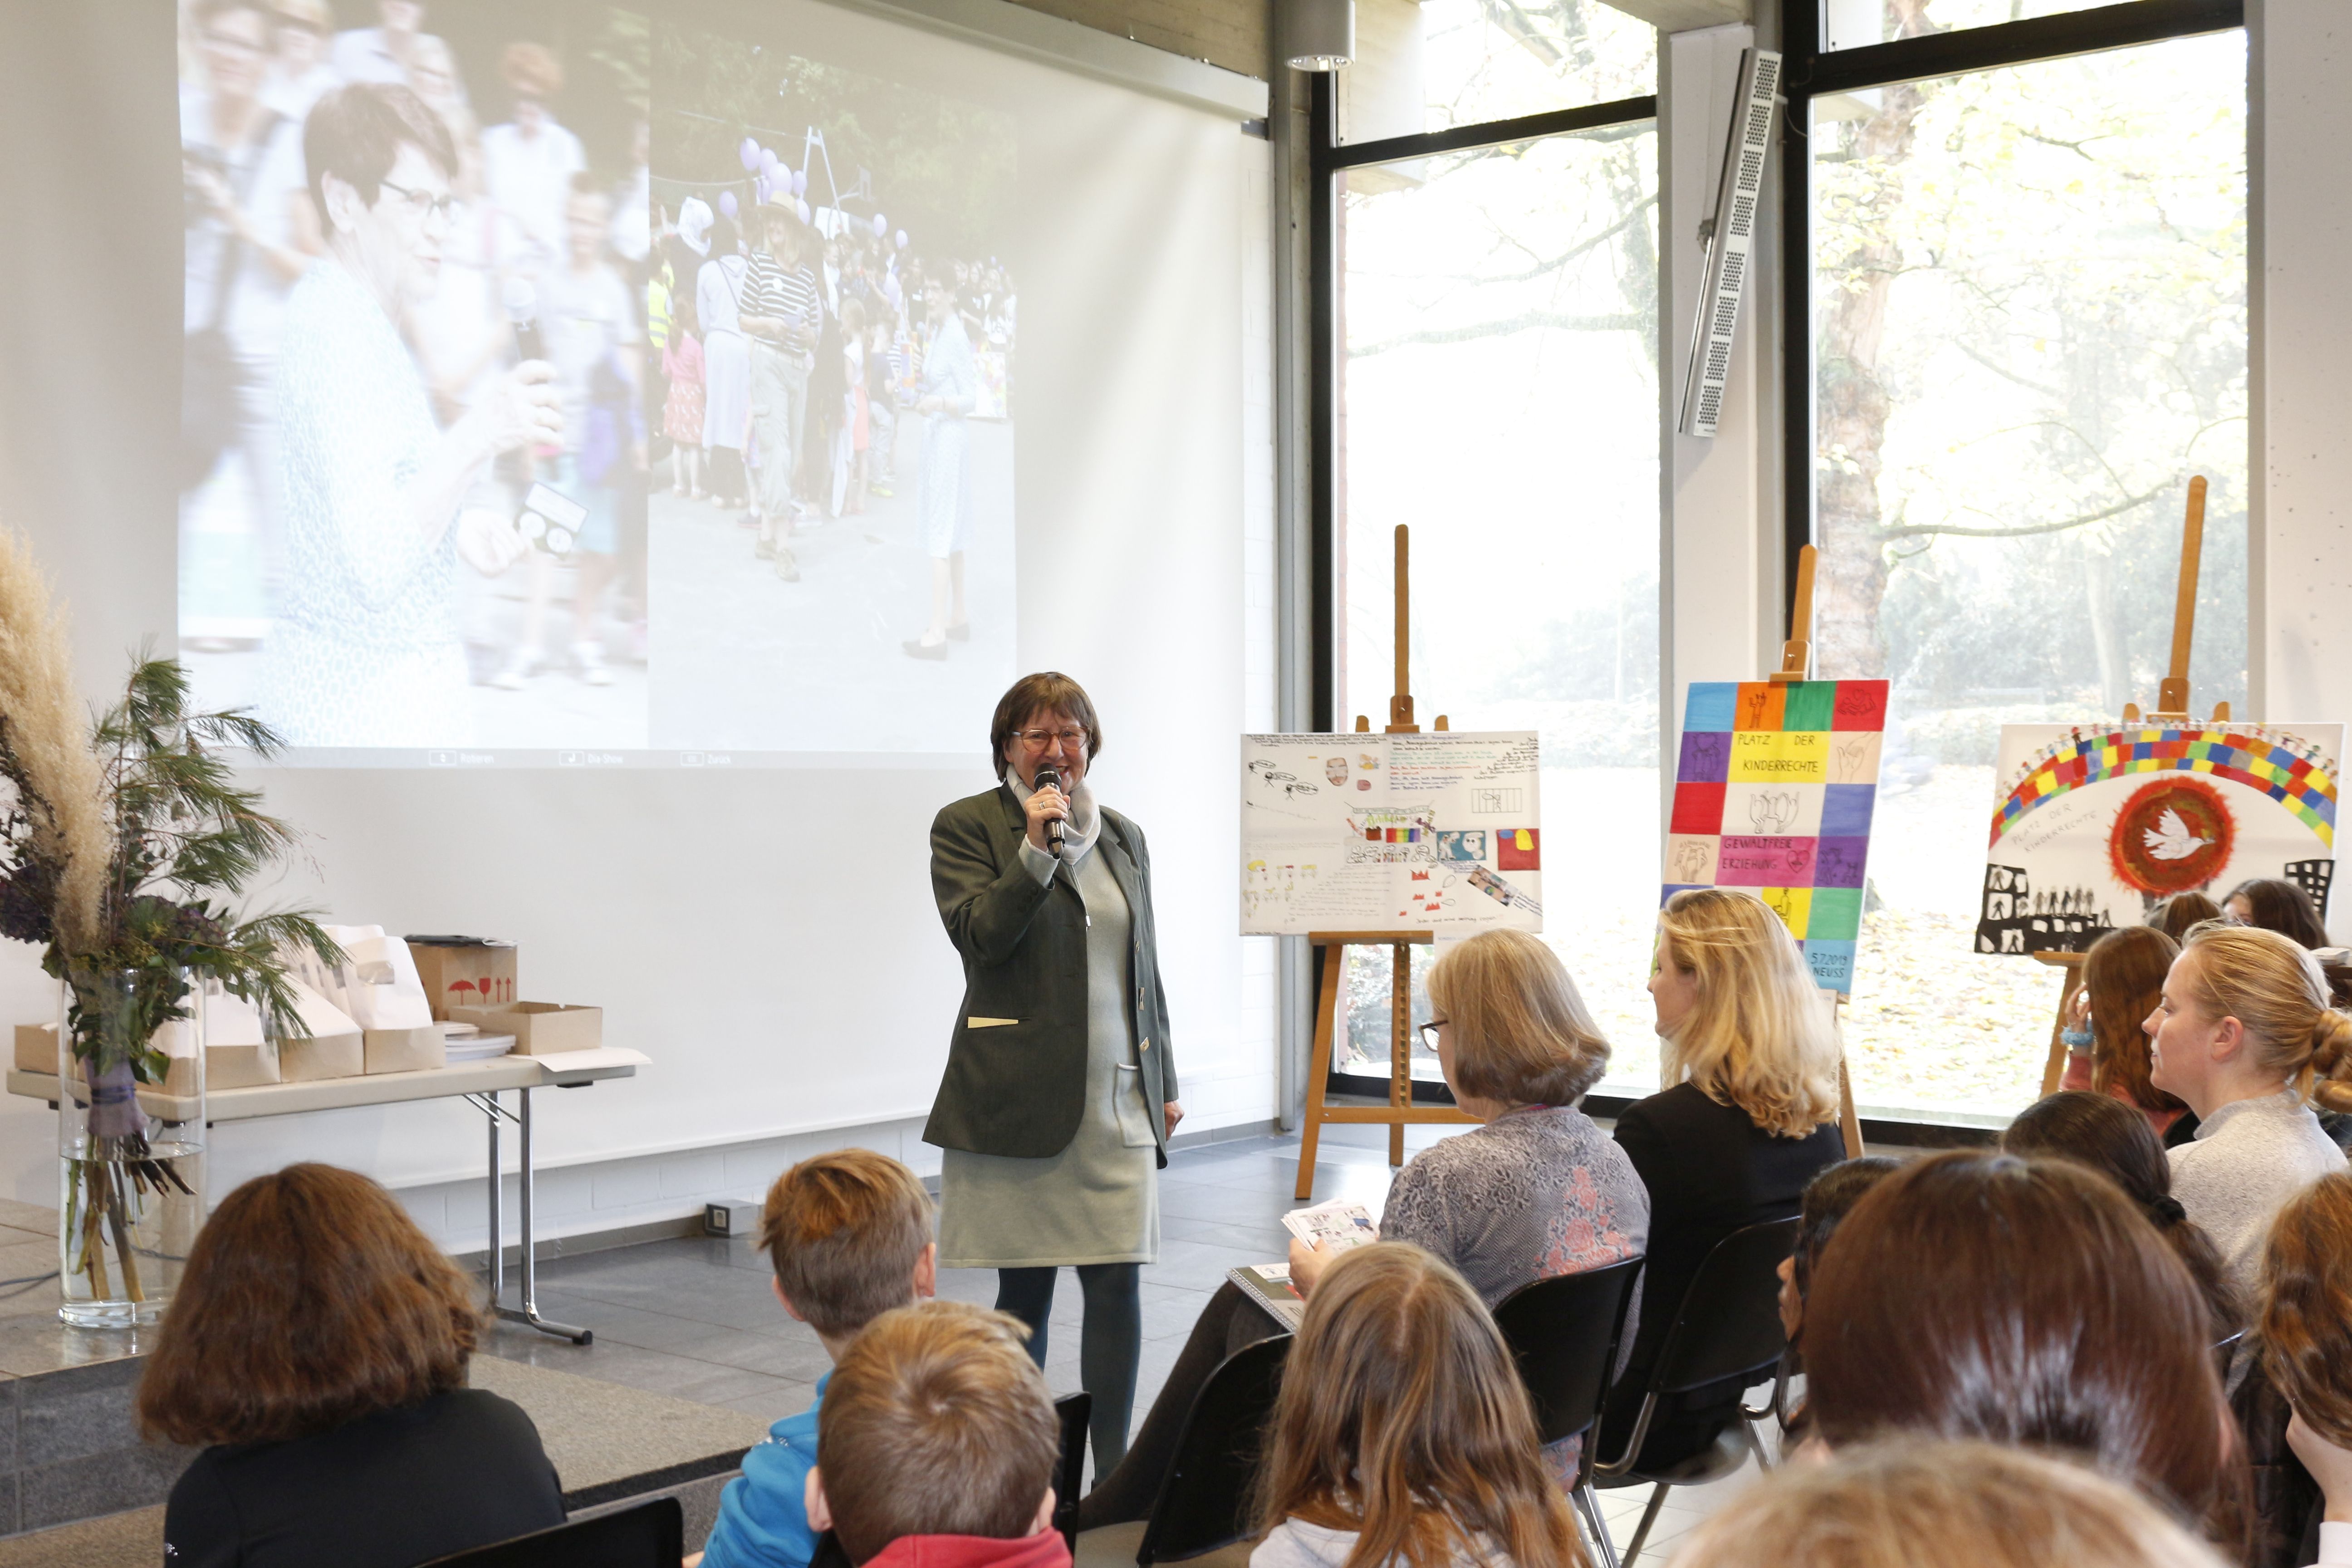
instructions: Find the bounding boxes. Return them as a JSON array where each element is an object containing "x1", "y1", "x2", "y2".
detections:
[
  {"x1": 1663, "y1": 680, "x2": 1890, "y2": 994},
  {"x1": 1975, "y1": 721, "x2": 2343, "y2": 955}
]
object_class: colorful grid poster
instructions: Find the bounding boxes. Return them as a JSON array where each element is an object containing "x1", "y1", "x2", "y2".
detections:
[
  {"x1": 1663, "y1": 680, "x2": 1890, "y2": 993},
  {"x1": 1975, "y1": 721, "x2": 2342, "y2": 955}
]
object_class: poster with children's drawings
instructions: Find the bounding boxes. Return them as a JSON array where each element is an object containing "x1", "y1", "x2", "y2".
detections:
[
  {"x1": 1975, "y1": 721, "x2": 2343, "y2": 956},
  {"x1": 1241, "y1": 732, "x2": 1542, "y2": 935},
  {"x1": 1664, "y1": 681, "x2": 1890, "y2": 994}
]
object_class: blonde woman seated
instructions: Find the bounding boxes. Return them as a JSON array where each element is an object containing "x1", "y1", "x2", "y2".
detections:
[
  {"x1": 1601, "y1": 887, "x2": 1844, "y2": 1469},
  {"x1": 1078, "y1": 928, "x2": 1646, "y2": 1526},
  {"x1": 1254, "y1": 1243, "x2": 1588, "y2": 1568},
  {"x1": 2146, "y1": 923, "x2": 2352, "y2": 1290}
]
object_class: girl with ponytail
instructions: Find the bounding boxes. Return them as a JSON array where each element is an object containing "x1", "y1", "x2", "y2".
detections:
[
  {"x1": 2001, "y1": 1090, "x2": 2240, "y2": 1339},
  {"x1": 2144, "y1": 926, "x2": 2352, "y2": 1289}
]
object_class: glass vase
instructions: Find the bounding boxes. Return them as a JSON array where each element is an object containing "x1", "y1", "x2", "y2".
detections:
[{"x1": 56, "y1": 968, "x2": 206, "y2": 1327}]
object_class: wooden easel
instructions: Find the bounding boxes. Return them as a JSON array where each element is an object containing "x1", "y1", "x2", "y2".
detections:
[
  {"x1": 1775, "y1": 545, "x2": 1867, "y2": 1159},
  {"x1": 2034, "y1": 476, "x2": 2225, "y2": 1096},
  {"x1": 1294, "y1": 525, "x2": 1480, "y2": 1200}
]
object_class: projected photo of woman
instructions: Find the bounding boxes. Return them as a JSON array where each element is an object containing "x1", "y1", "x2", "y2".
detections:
[
  {"x1": 263, "y1": 84, "x2": 554, "y2": 747},
  {"x1": 927, "y1": 673, "x2": 1181, "y2": 1481},
  {"x1": 902, "y1": 280, "x2": 977, "y2": 660}
]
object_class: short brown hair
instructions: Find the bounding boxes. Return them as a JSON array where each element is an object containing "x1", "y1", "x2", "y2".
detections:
[
  {"x1": 819, "y1": 1301, "x2": 1059, "y2": 1564},
  {"x1": 988, "y1": 672, "x2": 1099, "y2": 779},
  {"x1": 2257, "y1": 1168, "x2": 2352, "y2": 1447},
  {"x1": 304, "y1": 83, "x2": 457, "y2": 225},
  {"x1": 1665, "y1": 1437, "x2": 2229, "y2": 1568},
  {"x1": 1805, "y1": 1152, "x2": 2232, "y2": 1528},
  {"x1": 1255, "y1": 1244, "x2": 1585, "y2": 1568},
  {"x1": 500, "y1": 40, "x2": 564, "y2": 99},
  {"x1": 1426, "y1": 929, "x2": 1609, "y2": 1106},
  {"x1": 758, "y1": 1150, "x2": 933, "y2": 1339},
  {"x1": 2082, "y1": 925, "x2": 2184, "y2": 1115},
  {"x1": 136, "y1": 1164, "x2": 483, "y2": 1445}
]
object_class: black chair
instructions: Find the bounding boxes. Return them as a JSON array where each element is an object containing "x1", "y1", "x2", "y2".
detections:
[
  {"x1": 1490, "y1": 1256, "x2": 1645, "y2": 1560},
  {"x1": 1053, "y1": 1391, "x2": 1095, "y2": 1551},
  {"x1": 418, "y1": 1497, "x2": 681, "y2": 1568},
  {"x1": 1589, "y1": 1217, "x2": 1800, "y2": 1567},
  {"x1": 1131, "y1": 1333, "x2": 1292, "y2": 1565}
]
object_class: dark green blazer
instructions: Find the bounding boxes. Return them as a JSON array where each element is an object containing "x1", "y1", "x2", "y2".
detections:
[{"x1": 923, "y1": 784, "x2": 1177, "y2": 1165}]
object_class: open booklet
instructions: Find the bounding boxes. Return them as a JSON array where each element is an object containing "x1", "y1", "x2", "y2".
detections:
[{"x1": 1230, "y1": 1199, "x2": 1380, "y2": 1331}]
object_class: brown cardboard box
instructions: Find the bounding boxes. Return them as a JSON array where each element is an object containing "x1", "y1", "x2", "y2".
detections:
[
  {"x1": 449, "y1": 1002, "x2": 601, "y2": 1056},
  {"x1": 14, "y1": 1022, "x2": 56, "y2": 1074},
  {"x1": 364, "y1": 1025, "x2": 447, "y2": 1075},
  {"x1": 206, "y1": 1041, "x2": 281, "y2": 1090},
  {"x1": 280, "y1": 1031, "x2": 364, "y2": 1082},
  {"x1": 406, "y1": 941, "x2": 519, "y2": 1021}
]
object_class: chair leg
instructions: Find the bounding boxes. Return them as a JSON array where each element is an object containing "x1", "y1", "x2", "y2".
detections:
[
  {"x1": 1622, "y1": 1484, "x2": 1671, "y2": 1567},
  {"x1": 1575, "y1": 1483, "x2": 1619, "y2": 1568},
  {"x1": 1741, "y1": 1413, "x2": 1774, "y2": 1471}
]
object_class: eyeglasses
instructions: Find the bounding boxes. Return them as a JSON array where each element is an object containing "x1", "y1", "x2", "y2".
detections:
[
  {"x1": 1416, "y1": 1018, "x2": 1449, "y2": 1051},
  {"x1": 1016, "y1": 727, "x2": 1089, "y2": 751},
  {"x1": 378, "y1": 179, "x2": 456, "y2": 221}
]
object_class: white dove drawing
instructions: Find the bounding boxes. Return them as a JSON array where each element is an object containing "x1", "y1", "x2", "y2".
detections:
[{"x1": 2142, "y1": 808, "x2": 2215, "y2": 862}]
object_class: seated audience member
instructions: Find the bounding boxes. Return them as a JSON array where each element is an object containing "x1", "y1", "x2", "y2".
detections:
[
  {"x1": 2061, "y1": 926, "x2": 2196, "y2": 1144},
  {"x1": 137, "y1": 1164, "x2": 565, "y2": 1568},
  {"x1": 1774, "y1": 1156, "x2": 1901, "y2": 1432},
  {"x1": 2225, "y1": 879, "x2": 2332, "y2": 951},
  {"x1": 2000, "y1": 1090, "x2": 2240, "y2": 1339},
  {"x1": 2155, "y1": 892, "x2": 2227, "y2": 944},
  {"x1": 2146, "y1": 925, "x2": 2352, "y2": 1288},
  {"x1": 695, "y1": 1151, "x2": 938, "y2": 1568},
  {"x1": 807, "y1": 1300, "x2": 1065, "y2": 1568},
  {"x1": 1253, "y1": 1243, "x2": 1586, "y2": 1568},
  {"x1": 1080, "y1": 930, "x2": 1647, "y2": 1525},
  {"x1": 1661, "y1": 1438, "x2": 2230, "y2": 1568},
  {"x1": 1601, "y1": 887, "x2": 1844, "y2": 1467},
  {"x1": 2244, "y1": 1168, "x2": 2352, "y2": 1568},
  {"x1": 1803, "y1": 1151, "x2": 2235, "y2": 1536}
]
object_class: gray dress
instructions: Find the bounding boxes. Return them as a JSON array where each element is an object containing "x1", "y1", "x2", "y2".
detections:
[{"x1": 937, "y1": 841, "x2": 1161, "y2": 1267}]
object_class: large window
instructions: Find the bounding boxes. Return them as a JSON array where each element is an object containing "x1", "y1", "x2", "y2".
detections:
[
  {"x1": 1792, "y1": 5, "x2": 2247, "y2": 1120},
  {"x1": 1324, "y1": 10, "x2": 1661, "y2": 1093}
]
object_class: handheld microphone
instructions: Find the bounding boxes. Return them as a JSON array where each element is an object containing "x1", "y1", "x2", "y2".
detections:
[
  {"x1": 504, "y1": 277, "x2": 544, "y2": 363},
  {"x1": 1034, "y1": 765, "x2": 1065, "y2": 859}
]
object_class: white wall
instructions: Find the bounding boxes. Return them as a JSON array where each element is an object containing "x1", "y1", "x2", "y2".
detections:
[{"x1": 2251, "y1": 1, "x2": 2352, "y2": 945}]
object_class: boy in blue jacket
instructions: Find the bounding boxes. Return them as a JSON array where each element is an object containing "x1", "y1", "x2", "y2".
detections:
[{"x1": 691, "y1": 1151, "x2": 937, "y2": 1568}]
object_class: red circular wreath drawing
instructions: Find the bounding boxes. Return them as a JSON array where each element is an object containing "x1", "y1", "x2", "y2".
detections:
[{"x1": 2108, "y1": 776, "x2": 2235, "y2": 895}]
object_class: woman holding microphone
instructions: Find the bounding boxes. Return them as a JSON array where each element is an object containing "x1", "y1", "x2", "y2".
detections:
[{"x1": 925, "y1": 672, "x2": 1180, "y2": 1479}]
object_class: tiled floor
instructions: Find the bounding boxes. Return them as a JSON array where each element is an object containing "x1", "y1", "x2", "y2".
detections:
[{"x1": 480, "y1": 1123, "x2": 1767, "y2": 1560}]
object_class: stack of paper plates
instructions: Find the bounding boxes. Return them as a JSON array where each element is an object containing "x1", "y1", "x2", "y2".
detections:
[{"x1": 446, "y1": 1033, "x2": 516, "y2": 1063}]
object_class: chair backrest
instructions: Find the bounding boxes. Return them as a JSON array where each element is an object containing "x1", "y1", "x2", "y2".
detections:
[
  {"x1": 1135, "y1": 1333, "x2": 1292, "y2": 1565},
  {"x1": 417, "y1": 1498, "x2": 681, "y2": 1568},
  {"x1": 1646, "y1": 1217, "x2": 1799, "y2": 1397},
  {"x1": 1052, "y1": 1391, "x2": 1093, "y2": 1550},
  {"x1": 1491, "y1": 1255, "x2": 1645, "y2": 1447}
]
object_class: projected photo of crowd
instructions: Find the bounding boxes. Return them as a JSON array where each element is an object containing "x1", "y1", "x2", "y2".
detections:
[
  {"x1": 176, "y1": 0, "x2": 1014, "y2": 757},
  {"x1": 644, "y1": 24, "x2": 1016, "y2": 752}
]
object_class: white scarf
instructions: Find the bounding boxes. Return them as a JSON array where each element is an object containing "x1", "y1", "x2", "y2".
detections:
[{"x1": 1005, "y1": 771, "x2": 1103, "y2": 869}]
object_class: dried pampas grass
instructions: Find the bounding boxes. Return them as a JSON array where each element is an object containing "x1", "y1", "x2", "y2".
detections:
[{"x1": 0, "y1": 531, "x2": 106, "y2": 951}]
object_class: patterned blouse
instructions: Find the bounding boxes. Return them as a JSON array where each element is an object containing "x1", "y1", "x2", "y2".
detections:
[
  {"x1": 1381, "y1": 1104, "x2": 1649, "y2": 1308},
  {"x1": 263, "y1": 261, "x2": 470, "y2": 748}
]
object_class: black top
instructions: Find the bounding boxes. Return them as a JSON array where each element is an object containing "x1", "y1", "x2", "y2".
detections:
[
  {"x1": 162, "y1": 1387, "x2": 565, "y2": 1568},
  {"x1": 1611, "y1": 1080, "x2": 1845, "y2": 1392},
  {"x1": 923, "y1": 786, "x2": 1177, "y2": 1162}
]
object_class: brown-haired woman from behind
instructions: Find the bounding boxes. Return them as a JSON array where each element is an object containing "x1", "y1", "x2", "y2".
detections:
[
  {"x1": 1803, "y1": 1151, "x2": 2240, "y2": 1545},
  {"x1": 2060, "y1": 925, "x2": 2195, "y2": 1143},
  {"x1": 139, "y1": 1164, "x2": 564, "y2": 1568},
  {"x1": 1999, "y1": 1090, "x2": 2241, "y2": 1341},
  {"x1": 1661, "y1": 1438, "x2": 2229, "y2": 1568},
  {"x1": 1252, "y1": 1242, "x2": 1587, "y2": 1568},
  {"x1": 2249, "y1": 1168, "x2": 2352, "y2": 1568}
]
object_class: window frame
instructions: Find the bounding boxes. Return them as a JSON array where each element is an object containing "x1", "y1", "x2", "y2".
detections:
[{"x1": 1776, "y1": 0, "x2": 2248, "y2": 612}]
